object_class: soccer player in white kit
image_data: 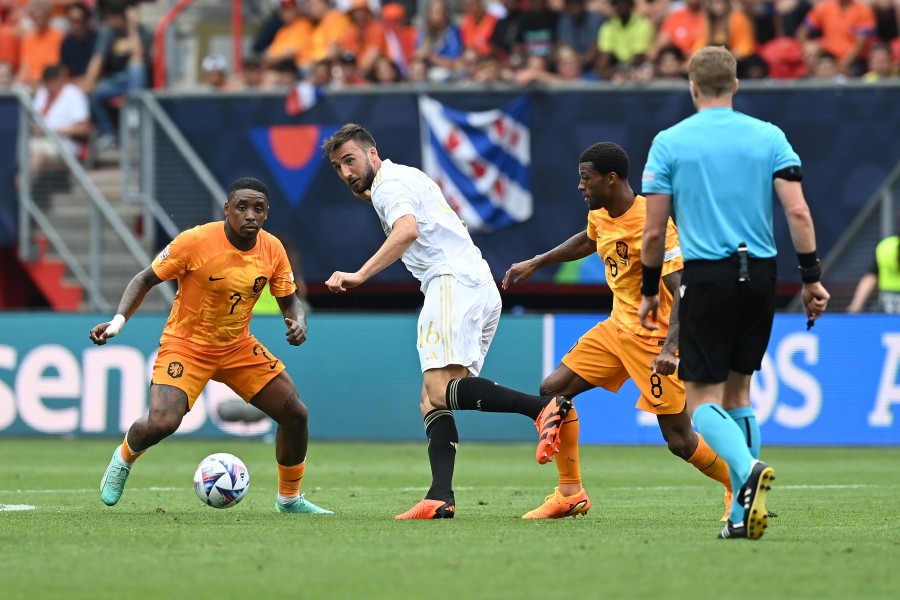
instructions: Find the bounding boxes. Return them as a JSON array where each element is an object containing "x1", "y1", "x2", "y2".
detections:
[{"x1": 323, "y1": 123, "x2": 511, "y2": 519}]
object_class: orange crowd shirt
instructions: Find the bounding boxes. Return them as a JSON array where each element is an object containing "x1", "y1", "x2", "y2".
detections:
[
  {"x1": 804, "y1": 0, "x2": 876, "y2": 60},
  {"x1": 152, "y1": 222, "x2": 296, "y2": 348},
  {"x1": 587, "y1": 195, "x2": 683, "y2": 342}
]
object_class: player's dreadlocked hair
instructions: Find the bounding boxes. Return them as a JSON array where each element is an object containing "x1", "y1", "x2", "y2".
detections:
[
  {"x1": 321, "y1": 123, "x2": 377, "y2": 156},
  {"x1": 579, "y1": 142, "x2": 630, "y2": 179},
  {"x1": 228, "y1": 177, "x2": 270, "y2": 203}
]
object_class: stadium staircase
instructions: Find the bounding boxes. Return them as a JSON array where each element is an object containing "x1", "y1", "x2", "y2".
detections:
[{"x1": 20, "y1": 156, "x2": 169, "y2": 313}]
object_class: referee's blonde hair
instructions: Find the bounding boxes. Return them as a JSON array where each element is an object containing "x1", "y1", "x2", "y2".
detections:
[{"x1": 688, "y1": 46, "x2": 737, "y2": 97}]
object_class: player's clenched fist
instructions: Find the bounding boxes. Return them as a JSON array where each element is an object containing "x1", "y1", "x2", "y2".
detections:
[{"x1": 326, "y1": 271, "x2": 364, "y2": 293}]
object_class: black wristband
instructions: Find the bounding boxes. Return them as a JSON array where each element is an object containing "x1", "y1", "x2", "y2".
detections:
[
  {"x1": 798, "y1": 260, "x2": 822, "y2": 283},
  {"x1": 641, "y1": 264, "x2": 662, "y2": 296},
  {"x1": 797, "y1": 251, "x2": 818, "y2": 268}
]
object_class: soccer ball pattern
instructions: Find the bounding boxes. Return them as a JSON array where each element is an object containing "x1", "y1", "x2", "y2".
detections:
[{"x1": 193, "y1": 453, "x2": 250, "y2": 509}]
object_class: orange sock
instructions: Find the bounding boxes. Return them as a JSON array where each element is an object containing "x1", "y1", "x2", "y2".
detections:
[
  {"x1": 277, "y1": 461, "x2": 306, "y2": 498},
  {"x1": 119, "y1": 435, "x2": 145, "y2": 464},
  {"x1": 555, "y1": 408, "x2": 582, "y2": 490},
  {"x1": 687, "y1": 434, "x2": 731, "y2": 490}
]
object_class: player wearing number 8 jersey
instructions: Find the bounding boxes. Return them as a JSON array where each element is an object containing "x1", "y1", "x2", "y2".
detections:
[
  {"x1": 91, "y1": 177, "x2": 331, "y2": 515},
  {"x1": 502, "y1": 142, "x2": 733, "y2": 519}
]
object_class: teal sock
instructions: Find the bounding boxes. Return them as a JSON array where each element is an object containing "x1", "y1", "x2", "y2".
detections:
[
  {"x1": 728, "y1": 407, "x2": 761, "y2": 460},
  {"x1": 692, "y1": 403, "x2": 755, "y2": 524}
]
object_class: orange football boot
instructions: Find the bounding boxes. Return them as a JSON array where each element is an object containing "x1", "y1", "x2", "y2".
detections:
[
  {"x1": 522, "y1": 487, "x2": 590, "y2": 519},
  {"x1": 394, "y1": 498, "x2": 456, "y2": 520}
]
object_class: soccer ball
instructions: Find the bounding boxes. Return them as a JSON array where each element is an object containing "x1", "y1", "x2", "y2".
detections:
[{"x1": 193, "y1": 453, "x2": 250, "y2": 509}]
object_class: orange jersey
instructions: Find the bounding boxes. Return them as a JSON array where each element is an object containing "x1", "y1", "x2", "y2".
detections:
[
  {"x1": 587, "y1": 195, "x2": 683, "y2": 341},
  {"x1": 152, "y1": 222, "x2": 296, "y2": 347}
]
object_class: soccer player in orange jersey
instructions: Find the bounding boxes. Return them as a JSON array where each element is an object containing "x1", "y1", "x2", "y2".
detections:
[
  {"x1": 91, "y1": 177, "x2": 331, "y2": 515},
  {"x1": 502, "y1": 142, "x2": 733, "y2": 519}
]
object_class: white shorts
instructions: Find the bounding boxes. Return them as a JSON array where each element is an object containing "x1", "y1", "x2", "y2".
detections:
[{"x1": 417, "y1": 274, "x2": 502, "y2": 375}]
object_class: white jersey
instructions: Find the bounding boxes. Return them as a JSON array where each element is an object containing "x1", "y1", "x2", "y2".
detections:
[{"x1": 371, "y1": 159, "x2": 494, "y2": 292}]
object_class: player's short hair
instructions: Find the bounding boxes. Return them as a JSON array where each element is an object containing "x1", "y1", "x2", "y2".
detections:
[
  {"x1": 228, "y1": 177, "x2": 270, "y2": 203},
  {"x1": 321, "y1": 123, "x2": 376, "y2": 157},
  {"x1": 688, "y1": 46, "x2": 737, "y2": 97},
  {"x1": 579, "y1": 142, "x2": 629, "y2": 179}
]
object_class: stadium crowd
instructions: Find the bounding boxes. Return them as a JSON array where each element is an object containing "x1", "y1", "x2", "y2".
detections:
[{"x1": 1, "y1": 0, "x2": 898, "y2": 154}]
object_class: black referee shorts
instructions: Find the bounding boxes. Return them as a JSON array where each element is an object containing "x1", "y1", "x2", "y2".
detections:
[{"x1": 678, "y1": 256, "x2": 777, "y2": 383}]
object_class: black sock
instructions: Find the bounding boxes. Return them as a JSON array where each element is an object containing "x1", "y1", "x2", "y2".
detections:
[
  {"x1": 424, "y1": 409, "x2": 457, "y2": 502},
  {"x1": 446, "y1": 377, "x2": 547, "y2": 420}
]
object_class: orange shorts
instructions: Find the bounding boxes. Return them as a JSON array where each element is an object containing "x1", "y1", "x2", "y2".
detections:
[
  {"x1": 561, "y1": 319, "x2": 685, "y2": 415},
  {"x1": 152, "y1": 335, "x2": 286, "y2": 409}
]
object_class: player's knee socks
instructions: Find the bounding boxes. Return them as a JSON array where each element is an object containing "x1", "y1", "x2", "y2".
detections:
[
  {"x1": 686, "y1": 434, "x2": 731, "y2": 490},
  {"x1": 277, "y1": 461, "x2": 306, "y2": 499},
  {"x1": 692, "y1": 404, "x2": 754, "y2": 524},
  {"x1": 424, "y1": 409, "x2": 458, "y2": 502},
  {"x1": 556, "y1": 408, "x2": 582, "y2": 486},
  {"x1": 446, "y1": 377, "x2": 546, "y2": 419},
  {"x1": 119, "y1": 434, "x2": 145, "y2": 464},
  {"x1": 727, "y1": 407, "x2": 761, "y2": 460}
]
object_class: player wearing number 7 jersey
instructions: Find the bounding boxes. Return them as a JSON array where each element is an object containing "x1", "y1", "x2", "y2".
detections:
[
  {"x1": 90, "y1": 177, "x2": 331, "y2": 515},
  {"x1": 503, "y1": 142, "x2": 733, "y2": 519}
]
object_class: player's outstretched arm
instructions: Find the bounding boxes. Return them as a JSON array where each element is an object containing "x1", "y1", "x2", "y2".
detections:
[
  {"x1": 88, "y1": 266, "x2": 163, "y2": 345},
  {"x1": 502, "y1": 231, "x2": 594, "y2": 289},
  {"x1": 326, "y1": 214, "x2": 418, "y2": 293},
  {"x1": 277, "y1": 292, "x2": 308, "y2": 346}
]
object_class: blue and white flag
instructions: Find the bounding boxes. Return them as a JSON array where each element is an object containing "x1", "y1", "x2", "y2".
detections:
[{"x1": 419, "y1": 96, "x2": 532, "y2": 232}]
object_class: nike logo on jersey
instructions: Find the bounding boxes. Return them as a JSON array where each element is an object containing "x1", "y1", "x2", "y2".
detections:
[{"x1": 209, "y1": 275, "x2": 225, "y2": 281}]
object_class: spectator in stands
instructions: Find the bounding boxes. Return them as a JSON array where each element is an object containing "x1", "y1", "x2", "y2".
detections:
[
  {"x1": 339, "y1": 0, "x2": 388, "y2": 74},
  {"x1": 871, "y1": 0, "x2": 899, "y2": 44},
  {"x1": 382, "y1": 2, "x2": 416, "y2": 76},
  {"x1": 649, "y1": 0, "x2": 703, "y2": 61},
  {"x1": 796, "y1": 0, "x2": 877, "y2": 76},
  {"x1": 309, "y1": 57, "x2": 333, "y2": 86},
  {"x1": 516, "y1": 43, "x2": 596, "y2": 83},
  {"x1": 264, "y1": 56, "x2": 300, "y2": 89},
  {"x1": 234, "y1": 54, "x2": 265, "y2": 89},
  {"x1": 653, "y1": 44, "x2": 685, "y2": 79},
  {"x1": 862, "y1": 42, "x2": 898, "y2": 80},
  {"x1": 635, "y1": 0, "x2": 671, "y2": 28},
  {"x1": 490, "y1": 0, "x2": 524, "y2": 66},
  {"x1": 517, "y1": 0, "x2": 560, "y2": 61},
  {"x1": 848, "y1": 219, "x2": 900, "y2": 313},
  {"x1": 737, "y1": 52, "x2": 770, "y2": 79},
  {"x1": 460, "y1": 0, "x2": 499, "y2": 57},
  {"x1": 60, "y1": 2, "x2": 96, "y2": 85},
  {"x1": 368, "y1": 51, "x2": 403, "y2": 82},
  {"x1": 691, "y1": 0, "x2": 756, "y2": 59},
  {"x1": 30, "y1": 64, "x2": 90, "y2": 177},
  {"x1": 414, "y1": 0, "x2": 463, "y2": 81},
  {"x1": 596, "y1": 0, "x2": 655, "y2": 80},
  {"x1": 330, "y1": 49, "x2": 367, "y2": 87},
  {"x1": 303, "y1": 0, "x2": 351, "y2": 71},
  {"x1": 82, "y1": 0, "x2": 151, "y2": 151},
  {"x1": 471, "y1": 48, "x2": 514, "y2": 84},
  {"x1": 201, "y1": 53, "x2": 229, "y2": 90},
  {"x1": 16, "y1": 1, "x2": 64, "y2": 90},
  {"x1": 252, "y1": 0, "x2": 286, "y2": 56},
  {"x1": 807, "y1": 48, "x2": 847, "y2": 81},
  {"x1": 264, "y1": 0, "x2": 311, "y2": 70},
  {"x1": 556, "y1": 0, "x2": 603, "y2": 73},
  {"x1": 407, "y1": 55, "x2": 429, "y2": 83},
  {"x1": 0, "y1": 3, "x2": 19, "y2": 71}
]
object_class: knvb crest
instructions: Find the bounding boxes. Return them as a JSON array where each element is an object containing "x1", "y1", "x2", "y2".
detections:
[
  {"x1": 252, "y1": 276, "x2": 268, "y2": 296},
  {"x1": 167, "y1": 361, "x2": 184, "y2": 379},
  {"x1": 616, "y1": 241, "x2": 629, "y2": 264}
]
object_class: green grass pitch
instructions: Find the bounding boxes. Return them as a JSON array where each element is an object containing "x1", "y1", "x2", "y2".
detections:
[{"x1": 1, "y1": 439, "x2": 898, "y2": 600}]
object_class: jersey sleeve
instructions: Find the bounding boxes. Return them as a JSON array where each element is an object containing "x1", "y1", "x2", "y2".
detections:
[
  {"x1": 771, "y1": 125, "x2": 801, "y2": 172},
  {"x1": 151, "y1": 228, "x2": 198, "y2": 281},
  {"x1": 641, "y1": 133, "x2": 673, "y2": 195},
  {"x1": 267, "y1": 238, "x2": 298, "y2": 298},
  {"x1": 661, "y1": 218, "x2": 684, "y2": 277},
  {"x1": 374, "y1": 179, "x2": 417, "y2": 228}
]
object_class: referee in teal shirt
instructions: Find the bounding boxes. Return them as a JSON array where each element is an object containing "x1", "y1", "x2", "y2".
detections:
[{"x1": 637, "y1": 46, "x2": 830, "y2": 541}]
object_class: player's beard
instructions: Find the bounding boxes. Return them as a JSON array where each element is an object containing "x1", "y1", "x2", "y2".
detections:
[{"x1": 354, "y1": 160, "x2": 376, "y2": 193}]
